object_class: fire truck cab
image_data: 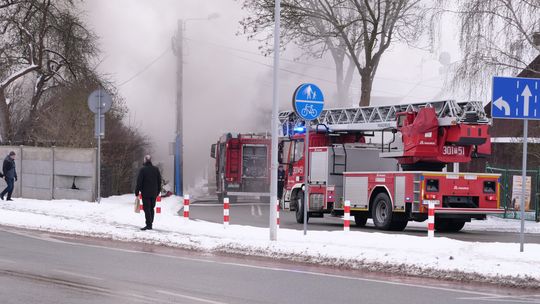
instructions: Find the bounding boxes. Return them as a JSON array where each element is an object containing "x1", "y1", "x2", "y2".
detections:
[{"x1": 211, "y1": 133, "x2": 271, "y2": 203}]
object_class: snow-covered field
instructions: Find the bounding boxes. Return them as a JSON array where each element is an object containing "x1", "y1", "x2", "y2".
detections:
[{"x1": 1, "y1": 195, "x2": 539, "y2": 287}]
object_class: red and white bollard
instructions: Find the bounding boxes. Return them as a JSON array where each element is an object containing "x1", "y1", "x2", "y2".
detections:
[
  {"x1": 183, "y1": 194, "x2": 190, "y2": 220},
  {"x1": 344, "y1": 200, "x2": 351, "y2": 232},
  {"x1": 223, "y1": 197, "x2": 230, "y2": 227},
  {"x1": 276, "y1": 199, "x2": 280, "y2": 229},
  {"x1": 156, "y1": 195, "x2": 161, "y2": 214},
  {"x1": 427, "y1": 201, "x2": 435, "y2": 238}
]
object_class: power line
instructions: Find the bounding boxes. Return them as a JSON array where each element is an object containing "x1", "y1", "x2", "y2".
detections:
[
  {"x1": 184, "y1": 36, "x2": 335, "y2": 71},
  {"x1": 220, "y1": 52, "x2": 419, "y2": 98},
  {"x1": 118, "y1": 48, "x2": 171, "y2": 87},
  {"x1": 184, "y1": 36, "x2": 442, "y2": 90}
]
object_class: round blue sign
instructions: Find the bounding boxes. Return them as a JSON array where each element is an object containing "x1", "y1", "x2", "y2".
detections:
[{"x1": 293, "y1": 83, "x2": 324, "y2": 121}]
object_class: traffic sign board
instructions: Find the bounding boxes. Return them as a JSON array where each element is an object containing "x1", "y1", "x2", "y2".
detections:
[
  {"x1": 293, "y1": 83, "x2": 324, "y2": 121},
  {"x1": 492, "y1": 76, "x2": 540, "y2": 119},
  {"x1": 88, "y1": 89, "x2": 113, "y2": 114}
]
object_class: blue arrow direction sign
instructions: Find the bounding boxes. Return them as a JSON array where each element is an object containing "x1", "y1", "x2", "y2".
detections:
[
  {"x1": 492, "y1": 76, "x2": 540, "y2": 119},
  {"x1": 293, "y1": 83, "x2": 324, "y2": 121}
]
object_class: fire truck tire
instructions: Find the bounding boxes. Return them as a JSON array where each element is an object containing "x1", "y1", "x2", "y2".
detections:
[
  {"x1": 354, "y1": 215, "x2": 368, "y2": 227},
  {"x1": 435, "y1": 219, "x2": 466, "y2": 232},
  {"x1": 372, "y1": 193, "x2": 407, "y2": 231},
  {"x1": 295, "y1": 192, "x2": 309, "y2": 224}
]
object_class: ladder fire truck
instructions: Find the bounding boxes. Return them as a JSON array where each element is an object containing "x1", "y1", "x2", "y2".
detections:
[
  {"x1": 211, "y1": 133, "x2": 271, "y2": 203},
  {"x1": 278, "y1": 100, "x2": 503, "y2": 232}
]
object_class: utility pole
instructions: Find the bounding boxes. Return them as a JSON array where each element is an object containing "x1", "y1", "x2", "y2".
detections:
[{"x1": 173, "y1": 20, "x2": 184, "y2": 196}]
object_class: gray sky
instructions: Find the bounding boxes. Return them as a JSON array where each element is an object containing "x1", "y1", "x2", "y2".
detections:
[{"x1": 82, "y1": 0, "x2": 456, "y2": 191}]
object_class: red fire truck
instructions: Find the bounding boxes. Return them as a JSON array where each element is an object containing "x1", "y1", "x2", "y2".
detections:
[
  {"x1": 211, "y1": 133, "x2": 271, "y2": 202},
  {"x1": 278, "y1": 100, "x2": 503, "y2": 232}
]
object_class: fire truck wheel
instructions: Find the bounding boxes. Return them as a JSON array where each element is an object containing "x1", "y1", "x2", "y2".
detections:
[
  {"x1": 435, "y1": 219, "x2": 466, "y2": 232},
  {"x1": 354, "y1": 215, "x2": 368, "y2": 227},
  {"x1": 372, "y1": 193, "x2": 407, "y2": 231},
  {"x1": 372, "y1": 193, "x2": 392, "y2": 230},
  {"x1": 295, "y1": 192, "x2": 309, "y2": 224}
]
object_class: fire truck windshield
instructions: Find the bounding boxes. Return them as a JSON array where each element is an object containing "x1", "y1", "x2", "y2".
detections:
[{"x1": 293, "y1": 140, "x2": 304, "y2": 162}]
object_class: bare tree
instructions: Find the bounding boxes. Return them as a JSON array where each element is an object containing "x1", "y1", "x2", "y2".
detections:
[
  {"x1": 30, "y1": 76, "x2": 150, "y2": 196},
  {"x1": 440, "y1": 0, "x2": 540, "y2": 96},
  {"x1": 240, "y1": 0, "x2": 428, "y2": 106},
  {"x1": 0, "y1": 0, "x2": 92, "y2": 142}
]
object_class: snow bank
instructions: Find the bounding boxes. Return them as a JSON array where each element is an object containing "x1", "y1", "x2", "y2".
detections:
[{"x1": 0, "y1": 195, "x2": 539, "y2": 287}]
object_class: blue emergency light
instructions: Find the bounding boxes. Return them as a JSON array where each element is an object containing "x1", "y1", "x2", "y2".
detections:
[{"x1": 293, "y1": 125, "x2": 306, "y2": 134}]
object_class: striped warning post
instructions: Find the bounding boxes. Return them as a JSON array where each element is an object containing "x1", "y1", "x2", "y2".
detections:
[
  {"x1": 428, "y1": 201, "x2": 435, "y2": 238},
  {"x1": 223, "y1": 197, "x2": 230, "y2": 227},
  {"x1": 156, "y1": 195, "x2": 161, "y2": 214},
  {"x1": 344, "y1": 200, "x2": 351, "y2": 232},
  {"x1": 276, "y1": 199, "x2": 280, "y2": 229},
  {"x1": 183, "y1": 194, "x2": 190, "y2": 220}
]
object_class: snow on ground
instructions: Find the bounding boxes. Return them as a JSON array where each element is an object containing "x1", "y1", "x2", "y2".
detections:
[
  {"x1": 408, "y1": 216, "x2": 540, "y2": 233},
  {"x1": 1, "y1": 195, "x2": 539, "y2": 287}
]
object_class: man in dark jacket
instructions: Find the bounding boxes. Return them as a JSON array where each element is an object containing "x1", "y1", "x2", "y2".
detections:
[
  {"x1": 277, "y1": 165, "x2": 285, "y2": 200},
  {"x1": 135, "y1": 155, "x2": 162, "y2": 230},
  {"x1": 1, "y1": 151, "x2": 17, "y2": 201}
]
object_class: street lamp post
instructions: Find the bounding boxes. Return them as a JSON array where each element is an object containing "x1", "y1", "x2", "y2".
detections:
[
  {"x1": 172, "y1": 14, "x2": 219, "y2": 196},
  {"x1": 269, "y1": 0, "x2": 280, "y2": 241}
]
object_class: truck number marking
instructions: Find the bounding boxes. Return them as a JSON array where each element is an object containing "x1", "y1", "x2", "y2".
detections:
[{"x1": 442, "y1": 146, "x2": 465, "y2": 156}]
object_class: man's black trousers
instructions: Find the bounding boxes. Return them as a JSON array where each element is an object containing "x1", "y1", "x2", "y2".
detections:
[{"x1": 142, "y1": 197, "x2": 156, "y2": 228}]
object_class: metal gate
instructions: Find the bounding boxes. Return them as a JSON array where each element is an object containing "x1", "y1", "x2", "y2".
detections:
[{"x1": 486, "y1": 166, "x2": 540, "y2": 222}]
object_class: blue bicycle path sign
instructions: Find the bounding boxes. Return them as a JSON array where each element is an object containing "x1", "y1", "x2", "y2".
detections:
[
  {"x1": 293, "y1": 83, "x2": 324, "y2": 121},
  {"x1": 492, "y1": 76, "x2": 540, "y2": 120}
]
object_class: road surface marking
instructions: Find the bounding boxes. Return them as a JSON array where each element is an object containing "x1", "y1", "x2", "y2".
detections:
[
  {"x1": 459, "y1": 294, "x2": 540, "y2": 303},
  {"x1": 0, "y1": 258, "x2": 16, "y2": 264},
  {"x1": 157, "y1": 290, "x2": 228, "y2": 304},
  {"x1": 2, "y1": 228, "x2": 523, "y2": 300},
  {"x1": 192, "y1": 203, "x2": 268, "y2": 207},
  {"x1": 45, "y1": 236, "x2": 501, "y2": 298},
  {"x1": 52, "y1": 269, "x2": 104, "y2": 281}
]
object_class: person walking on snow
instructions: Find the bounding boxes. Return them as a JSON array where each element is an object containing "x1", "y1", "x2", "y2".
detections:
[
  {"x1": 1, "y1": 151, "x2": 17, "y2": 201},
  {"x1": 135, "y1": 155, "x2": 162, "y2": 230}
]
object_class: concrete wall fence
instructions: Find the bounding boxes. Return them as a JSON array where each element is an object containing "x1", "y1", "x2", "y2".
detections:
[{"x1": 0, "y1": 146, "x2": 97, "y2": 202}]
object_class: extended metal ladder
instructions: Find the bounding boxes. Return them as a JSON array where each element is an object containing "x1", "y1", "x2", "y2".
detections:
[{"x1": 279, "y1": 100, "x2": 489, "y2": 136}]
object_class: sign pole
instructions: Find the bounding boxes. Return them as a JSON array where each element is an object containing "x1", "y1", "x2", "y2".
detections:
[
  {"x1": 491, "y1": 76, "x2": 540, "y2": 252},
  {"x1": 520, "y1": 120, "x2": 528, "y2": 252},
  {"x1": 292, "y1": 83, "x2": 324, "y2": 236},
  {"x1": 97, "y1": 89, "x2": 101, "y2": 204},
  {"x1": 303, "y1": 120, "x2": 309, "y2": 235},
  {"x1": 87, "y1": 88, "x2": 112, "y2": 204}
]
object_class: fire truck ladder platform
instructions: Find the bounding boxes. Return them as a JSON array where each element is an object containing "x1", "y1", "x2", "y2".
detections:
[{"x1": 279, "y1": 100, "x2": 489, "y2": 135}]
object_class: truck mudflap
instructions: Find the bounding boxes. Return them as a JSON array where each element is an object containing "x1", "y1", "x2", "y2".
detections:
[{"x1": 434, "y1": 207, "x2": 504, "y2": 214}]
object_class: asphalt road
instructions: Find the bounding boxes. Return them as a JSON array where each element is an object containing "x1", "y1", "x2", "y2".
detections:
[
  {"x1": 0, "y1": 227, "x2": 538, "y2": 304},
  {"x1": 190, "y1": 198, "x2": 540, "y2": 244}
]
